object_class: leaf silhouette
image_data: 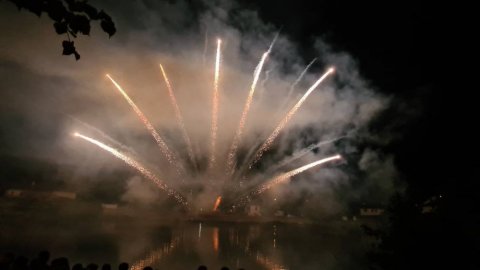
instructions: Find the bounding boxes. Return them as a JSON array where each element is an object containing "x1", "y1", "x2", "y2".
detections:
[{"x1": 6, "y1": 0, "x2": 117, "y2": 60}]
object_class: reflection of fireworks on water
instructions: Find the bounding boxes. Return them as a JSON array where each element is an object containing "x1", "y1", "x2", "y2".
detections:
[
  {"x1": 73, "y1": 37, "x2": 341, "y2": 211},
  {"x1": 130, "y1": 236, "x2": 181, "y2": 270}
]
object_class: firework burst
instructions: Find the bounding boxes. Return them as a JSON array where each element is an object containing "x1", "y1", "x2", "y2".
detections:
[{"x1": 73, "y1": 38, "x2": 341, "y2": 212}]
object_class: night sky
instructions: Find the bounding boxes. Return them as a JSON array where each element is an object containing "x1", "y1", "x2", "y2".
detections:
[{"x1": 250, "y1": 0, "x2": 475, "y2": 202}]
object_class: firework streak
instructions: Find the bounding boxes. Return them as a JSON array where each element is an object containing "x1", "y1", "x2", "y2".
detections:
[
  {"x1": 209, "y1": 39, "x2": 222, "y2": 169},
  {"x1": 74, "y1": 133, "x2": 188, "y2": 207},
  {"x1": 236, "y1": 155, "x2": 341, "y2": 207},
  {"x1": 226, "y1": 51, "x2": 270, "y2": 175},
  {"x1": 106, "y1": 74, "x2": 184, "y2": 175},
  {"x1": 160, "y1": 64, "x2": 196, "y2": 166},
  {"x1": 248, "y1": 68, "x2": 335, "y2": 169}
]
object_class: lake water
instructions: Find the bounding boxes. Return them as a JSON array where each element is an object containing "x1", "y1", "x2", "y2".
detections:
[{"x1": 0, "y1": 215, "x2": 370, "y2": 270}]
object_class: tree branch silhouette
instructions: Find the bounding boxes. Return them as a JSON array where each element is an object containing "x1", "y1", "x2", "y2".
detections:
[{"x1": 6, "y1": 0, "x2": 116, "y2": 60}]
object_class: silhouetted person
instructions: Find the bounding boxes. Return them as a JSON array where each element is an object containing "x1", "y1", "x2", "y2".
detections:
[
  {"x1": 86, "y1": 263, "x2": 98, "y2": 270},
  {"x1": 38, "y1": 251, "x2": 50, "y2": 264},
  {"x1": 73, "y1": 263, "x2": 84, "y2": 270},
  {"x1": 102, "y1": 264, "x2": 111, "y2": 270},
  {"x1": 30, "y1": 251, "x2": 50, "y2": 270},
  {"x1": 197, "y1": 266, "x2": 207, "y2": 270},
  {"x1": 118, "y1": 262, "x2": 129, "y2": 270},
  {"x1": 0, "y1": 252, "x2": 15, "y2": 270},
  {"x1": 142, "y1": 267, "x2": 152, "y2": 270},
  {"x1": 50, "y1": 257, "x2": 70, "y2": 270},
  {"x1": 12, "y1": 256, "x2": 29, "y2": 270}
]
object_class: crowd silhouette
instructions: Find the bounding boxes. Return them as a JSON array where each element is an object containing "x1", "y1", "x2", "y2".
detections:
[{"x1": 0, "y1": 251, "x2": 240, "y2": 270}]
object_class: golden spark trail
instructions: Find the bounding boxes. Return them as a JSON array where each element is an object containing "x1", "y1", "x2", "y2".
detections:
[
  {"x1": 73, "y1": 133, "x2": 189, "y2": 206},
  {"x1": 106, "y1": 74, "x2": 182, "y2": 174},
  {"x1": 160, "y1": 64, "x2": 196, "y2": 166},
  {"x1": 213, "y1": 196, "x2": 222, "y2": 211},
  {"x1": 226, "y1": 51, "x2": 269, "y2": 175},
  {"x1": 269, "y1": 136, "x2": 346, "y2": 172},
  {"x1": 67, "y1": 115, "x2": 136, "y2": 155},
  {"x1": 209, "y1": 39, "x2": 222, "y2": 169},
  {"x1": 249, "y1": 68, "x2": 335, "y2": 169},
  {"x1": 254, "y1": 154, "x2": 341, "y2": 195},
  {"x1": 235, "y1": 155, "x2": 341, "y2": 207}
]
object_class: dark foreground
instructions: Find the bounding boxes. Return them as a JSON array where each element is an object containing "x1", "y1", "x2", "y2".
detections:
[{"x1": 0, "y1": 200, "x2": 371, "y2": 270}]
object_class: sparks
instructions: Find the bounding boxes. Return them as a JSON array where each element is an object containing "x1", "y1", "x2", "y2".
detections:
[
  {"x1": 248, "y1": 68, "x2": 335, "y2": 169},
  {"x1": 235, "y1": 155, "x2": 341, "y2": 207},
  {"x1": 73, "y1": 132, "x2": 188, "y2": 206},
  {"x1": 209, "y1": 39, "x2": 222, "y2": 169},
  {"x1": 226, "y1": 51, "x2": 270, "y2": 176},
  {"x1": 160, "y1": 64, "x2": 196, "y2": 166},
  {"x1": 105, "y1": 74, "x2": 183, "y2": 175}
]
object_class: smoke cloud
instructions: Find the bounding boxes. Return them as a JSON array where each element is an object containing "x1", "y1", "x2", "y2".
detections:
[{"x1": 0, "y1": 0, "x2": 401, "y2": 216}]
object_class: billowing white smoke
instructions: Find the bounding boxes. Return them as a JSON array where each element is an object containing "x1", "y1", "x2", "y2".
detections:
[{"x1": 0, "y1": 0, "x2": 401, "y2": 216}]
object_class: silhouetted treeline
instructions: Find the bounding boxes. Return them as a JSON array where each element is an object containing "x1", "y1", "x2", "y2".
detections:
[{"x1": 364, "y1": 191, "x2": 479, "y2": 270}]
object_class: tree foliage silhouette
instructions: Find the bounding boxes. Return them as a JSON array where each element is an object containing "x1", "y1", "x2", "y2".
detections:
[{"x1": 6, "y1": 0, "x2": 116, "y2": 60}]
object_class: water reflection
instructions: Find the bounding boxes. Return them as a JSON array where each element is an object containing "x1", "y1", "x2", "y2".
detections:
[{"x1": 1, "y1": 219, "x2": 367, "y2": 270}]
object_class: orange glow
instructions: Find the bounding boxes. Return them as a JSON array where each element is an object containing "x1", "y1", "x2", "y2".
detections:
[
  {"x1": 213, "y1": 227, "x2": 219, "y2": 252},
  {"x1": 213, "y1": 196, "x2": 222, "y2": 211}
]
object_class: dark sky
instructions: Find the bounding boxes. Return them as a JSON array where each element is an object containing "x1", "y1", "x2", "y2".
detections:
[
  {"x1": 245, "y1": 0, "x2": 472, "y2": 199},
  {"x1": 0, "y1": 0, "x2": 473, "y2": 206}
]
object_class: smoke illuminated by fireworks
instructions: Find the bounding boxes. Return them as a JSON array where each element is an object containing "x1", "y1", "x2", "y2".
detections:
[
  {"x1": 226, "y1": 51, "x2": 269, "y2": 176},
  {"x1": 249, "y1": 68, "x2": 335, "y2": 169},
  {"x1": 72, "y1": 37, "x2": 344, "y2": 212},
  {"x1": 209, "y1": 39, "x2": 222, "y2": 169},
  {"x1": 105, "y1": 74, "x2": 183, "y2": 175},
  {"x1": 159, "y1": 64, "x2": 195, "y2": 166},
  {"x1": 235, "y1": 155, "x2": 342, "y2": 207},
  {"x1": 73, "y1": 132, "x2": 188, "y2": 206}
]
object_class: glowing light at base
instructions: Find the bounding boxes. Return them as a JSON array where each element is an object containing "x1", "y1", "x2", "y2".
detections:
[
  {"x1": 249, "y1": 68, "x2": 335, "y2": 169},
  {"x1": 209, "y1": 39, "x2": 222, "y2": 169},
  {"x1": 160, "y1": 64, "x2": 196, "y2": 165},
  {"x1": 73, "y1": 132, "x2": 188, "y2": 207},
  {"x1": 236, "y1": 155, "x2": 341, "y2": 207},
  {"x1": 213, "y1": 196, "x2": 222, "y2": 211},
  {"x1": 226, "y1": 51, "x2": 270, "y2": 176},
  {"x1": 105, "y1": 74, "x2": 183, "y2": 174}
]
